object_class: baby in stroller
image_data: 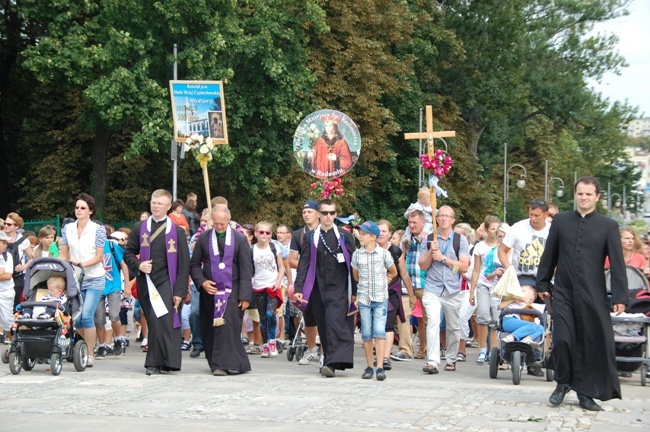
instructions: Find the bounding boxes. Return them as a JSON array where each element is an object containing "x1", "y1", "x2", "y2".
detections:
[
  {"x1": 499, "y1": 285, "x2": 544, "y2": 347},
  {"x1": 20, "y1": 276, "x2": 67, "y2": 320}
]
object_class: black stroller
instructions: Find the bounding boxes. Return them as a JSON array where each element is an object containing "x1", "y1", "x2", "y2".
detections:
[{"x1": 6, "y1": 258, "x2": 88, "y2": 375}]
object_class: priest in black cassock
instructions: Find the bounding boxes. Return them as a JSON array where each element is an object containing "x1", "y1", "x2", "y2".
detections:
[
  {"x1": 537, "y1": 177, "x2": 628, "y2": 411},
  {"x1": 294, "y1": 199, "x2": 357, "y2": 377},
  {"x1": 125, "y1": 189, "x2": 190, "y2": 376},
  {"x1": 190, "y1": 206, "x2": 253, "y2": 376}
]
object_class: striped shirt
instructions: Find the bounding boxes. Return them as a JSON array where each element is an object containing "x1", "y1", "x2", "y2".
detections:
[{"x1": 351, "y1": 246, "x2": 394, "y2": 306}]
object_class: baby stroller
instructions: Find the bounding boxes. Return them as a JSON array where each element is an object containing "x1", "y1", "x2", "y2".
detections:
[
  {"x1": 489, "y1": 304, "x2": 553, "y2": 385},
  {"x1": 6, "y1": 258, "x2": 87, "y2": 375},
  {"x1": 286, "y1": 316, "x2": 308, "y2": 361},
  {"x1": 607, "y1": 265, "x2": 650, "y2": 386}
]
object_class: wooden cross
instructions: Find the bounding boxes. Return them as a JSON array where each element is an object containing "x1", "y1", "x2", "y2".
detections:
[{"x1": 404, "y1": 105, "x2": 456, "y2": 237}]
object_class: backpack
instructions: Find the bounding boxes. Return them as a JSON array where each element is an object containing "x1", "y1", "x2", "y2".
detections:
[{"x1": 6, "y1": 235, "x2": 29, "y2": 279}]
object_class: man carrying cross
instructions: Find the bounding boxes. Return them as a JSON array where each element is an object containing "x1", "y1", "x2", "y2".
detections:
[
  {"x1": 125, "y1": 189, "x2": 190, "y2": 376},
  {"x1": 189, "y1": 206, "x2": 253, "y2": 376}
]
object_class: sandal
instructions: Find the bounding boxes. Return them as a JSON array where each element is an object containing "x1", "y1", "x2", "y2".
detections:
[
  {"x1": 444, "y1": 363, "x2": 456, "y2": 372},
  {"x1": 414, "y1": 351, "x2": 425, "y2": 360},
  {"x1": 181, "y1": 341, "x2": 191, "y2": 351},
  {"x1": 456, "y1": 352, "x2": 466, "y2": 362},
  {"x1": 142, "y1": 345, "x2": 148, "y2": 353}
]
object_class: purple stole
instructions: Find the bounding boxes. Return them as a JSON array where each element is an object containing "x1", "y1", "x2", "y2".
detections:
[
  {"x1": 298, "y1": 225, "x2": 356, "y2": 315},
  {"x1": 209, "y1": 227, "x2": 235, "y2": 326},
  {"x1": 140, "y1": 216, "x2": 179, "y2": 290}
]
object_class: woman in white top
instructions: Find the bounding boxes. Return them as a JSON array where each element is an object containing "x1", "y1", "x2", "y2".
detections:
[{"x1": 59, "y1": 193, "x2": 106, "y2": 367}]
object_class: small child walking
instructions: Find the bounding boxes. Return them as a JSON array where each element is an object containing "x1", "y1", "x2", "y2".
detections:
[{"x1": 351, "y1": 221, "x2": 397, "y2": 381}]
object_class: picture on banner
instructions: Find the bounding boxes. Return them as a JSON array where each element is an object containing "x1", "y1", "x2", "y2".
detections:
[
  {"x1": 169, "y1": 80, "x2": 228, "y2": 144},
  {"x1": 293, "y1": 109, "x2": 362, "y2": 179}
]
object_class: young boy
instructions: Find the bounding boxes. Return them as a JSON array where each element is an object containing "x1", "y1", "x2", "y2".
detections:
[
  {"x1": 351, "y1": 221, "x2": 397, "y2": 381},
  {"x1": 498, "y1": 285, "x2": 544, "y2": 346},
  {"x1": 0, "y1": 232, "x2": 15, "y2": 343},
  {"x1": 21, "y1": 276, "x2": 67, "y2": 319}
]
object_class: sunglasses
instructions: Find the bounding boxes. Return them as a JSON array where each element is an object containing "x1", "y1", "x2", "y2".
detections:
[
  {"x1": 75, "y1": 206, "x2": 88, "y2": 210},
  {"x1": 4, "y1": 222, "x2": 15, "y2": 227},
  {"x1": 257, "y1": 230, "x2": 272, "y2": 235},
  {"x1": 530, "y1": 199, "x2": 547, "y2": 207},
  {"x1": 320, "y1": 211, "x2": 336, "y2": 216}
]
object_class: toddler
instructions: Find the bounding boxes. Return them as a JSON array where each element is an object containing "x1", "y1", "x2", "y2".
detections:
[
  {"x1": 22, "y1": 276, "x2": 67, "y2": 319},
  {"x1": 499, "y1": 285, "x2": 544, "y2": 346}
]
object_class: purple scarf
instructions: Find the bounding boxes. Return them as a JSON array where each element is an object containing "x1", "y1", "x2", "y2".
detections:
[
  {"x1": 209, "y1": 227, "x2": 235, "y2": 326},
  {"x1": 140, "y1": 217, "x2": 179, "y2": 289},
  {"x1": 298, "y1": 225, "x2": 355, "y2": 315}
]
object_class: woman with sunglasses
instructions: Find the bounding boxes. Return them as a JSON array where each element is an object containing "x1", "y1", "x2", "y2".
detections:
[
  {"x1": 59, "y1": 193, "x2": 107, "y2": 367},
  {"x1": 251, "y1": 222, "x2": 285, "y2": 358}
]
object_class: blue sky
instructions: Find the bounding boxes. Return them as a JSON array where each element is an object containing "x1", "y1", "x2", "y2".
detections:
[{"x1": 590, "y1": 0, "x2": 650, "y2": 118}]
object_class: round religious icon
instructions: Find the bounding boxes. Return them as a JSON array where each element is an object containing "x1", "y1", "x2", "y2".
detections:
[{"x1": 293, "y1": 109, "x2": 361, "y2": 179}]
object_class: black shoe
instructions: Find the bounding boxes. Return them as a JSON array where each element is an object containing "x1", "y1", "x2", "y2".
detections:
[
  {"x1": 113, "y1": 340, "x2": 124, "y2": 357},
  {"x1": 190, "y1": 348, "x2": 203, "y2": 358},
  {"x1": 362, "y1": 367, "x2": 374, "y2": 379},
  {"x1": 95, "y1": 346, "x2": 106, "y2": 360},
  {"x1": 577, "y1": 394, "x2": 602, "y2": 411},
  {"x1": 145, "y1": 367, "x2": 161, "y2": 376},
  {"x1": 527, "y1": 365, "x2": 544, "y2": 377},
  {"x1": 376, "y1": 368, "x2": 386, "y2": 381},
  {"x1": 382, "y1": 358, "x2": 392, "y2": 371},
  {"x1": 320, "y1": 365, "x2": 335, "y2": 378},
  {"x1": 549, "y1": 385, "x2": 570, "y2": 406}
]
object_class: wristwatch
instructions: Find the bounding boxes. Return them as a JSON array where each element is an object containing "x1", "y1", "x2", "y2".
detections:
[{"x1": 441, "y1": 257, "x2": 447, "y2": 265}]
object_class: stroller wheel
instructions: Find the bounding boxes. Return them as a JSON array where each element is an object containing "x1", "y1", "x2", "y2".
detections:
[
  {"x1": 287, "y1": 347, "x2": 295, "y2": 362},
  {"x1": 545, "y1": 365, "x2": 554, "y2": 382},
  {"x1": 489, "y1": 347, "x2": 499, "y2": 379},
  {"x1": 641, "y1": 364, "x2": 647, "y2": 387},
  {"x1": 1, "y1": 348, "x2": 9, "y2": 364},
  {"x1": 73, "y1": 340, "x2": 88, "y2": 372},
  {"x1": 21, "y1": 357, "x2": 36, "y2": 371},
  {"x1": 511, "y1": 351, "x2": 522, "y2": 385},
  {"x1": 9, "y1": 351, "x2": 22, "y2": 375},
  {"x1": 50, "y1": 352, "x2": 63, "y2": 376}
]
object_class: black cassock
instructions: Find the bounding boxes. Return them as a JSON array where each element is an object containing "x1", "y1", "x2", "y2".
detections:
[
  {"x1": 294, "y1": 227, "x2": 357, "y2": 371},
  {"x1": 190, "y1": 229, "x2": 253, "y2": 373},
  {"x1": 124, "y1": 219, "x2": 190, "y2": 371},
  {"x1": 537, "y1": 210, "x2": 628, "y2": 401}
]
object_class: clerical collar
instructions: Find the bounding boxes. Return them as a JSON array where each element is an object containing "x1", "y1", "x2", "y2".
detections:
[
  {"x1": 321, "y1": 225, "x2": 334, "y2": 233},
  {"x1": 152, "y1": 217, "x2": 166, "y2": 223}
]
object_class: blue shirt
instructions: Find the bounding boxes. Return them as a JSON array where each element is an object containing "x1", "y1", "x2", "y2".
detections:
[
  {"x1": 103, "y1": 240, "x2": 124, "y2": 295},
  {"x1": 419, "y1": 231, "x2": 470, "y2": 297}
]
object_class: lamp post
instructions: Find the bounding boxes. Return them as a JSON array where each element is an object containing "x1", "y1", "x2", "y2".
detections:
[
  {"x1": 545, "y1": 177, "x2": 565, "y2": 202},
  {"x1": 503, "y1": 143, "x2": 528, "y2": 224},
  {"x1": 606, "y1": 192, "x2": 622, "y2": 218},
  {"x1": 624, "y1": 196, "x2": 635, "y2": 221}
]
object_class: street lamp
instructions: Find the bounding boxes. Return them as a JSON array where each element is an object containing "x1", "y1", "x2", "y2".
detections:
[
  {"x1": 545, "y1": 177, "x2": 565, "y2": 201},
  {"x1": 606, "y1": 192, "x2": 622, "y2": 218},
  {"x1": 503, "y1": 164, "x2": 527, "y2": 224}
]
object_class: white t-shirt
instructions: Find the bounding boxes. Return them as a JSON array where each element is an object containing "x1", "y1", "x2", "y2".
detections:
[
  {"x1": 501, "y1": 219, "x2": 551, "y2": 277},
  {"x1": 252, "y1": 244, "x2": 281, "y2": 291},
  {"x1": 0, "y1": 252, "x2": 15, "y2": 293},
  {"x1": 472, "y1": 240, "x2": 500, "y2": 288}
]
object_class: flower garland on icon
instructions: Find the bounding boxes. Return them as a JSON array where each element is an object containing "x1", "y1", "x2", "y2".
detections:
[
  {"x1": 311, "y1": 177, "x2": 344, "y2": 198},
  {"x1": 184, "y1": 133, "x2": 218, "y2": 210},
  {"x1": 420, "y1": 149, "x2": 453, "y2": 197}
]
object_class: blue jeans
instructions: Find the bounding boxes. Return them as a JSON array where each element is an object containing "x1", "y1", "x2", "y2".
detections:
[
  {"x1": 80, "y1": 289, "x2": 103, "y2": 329},
  {"x1": 502, "y1": 316, "x2": 544, "y2": 341},
  {"x1": 359, "y1": 300, "x2": 388, "y2": 341},
  {"x1": 189, "y1": 283, "x2": 202, "y2": 350}
]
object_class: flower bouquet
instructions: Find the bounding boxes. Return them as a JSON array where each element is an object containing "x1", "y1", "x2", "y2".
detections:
[
  {"x1": 184, "y1": 133, "x2": 218, "y2": 210},
  {"x1": 420, "y1": 149, "x2": 453, "y2": 177},
  {"x1": 310, "y1": 177, "x2": 344, "y2": 199}
]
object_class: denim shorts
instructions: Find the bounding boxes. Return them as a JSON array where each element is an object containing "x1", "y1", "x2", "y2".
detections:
[{"x1": 359, "y1": 300, "x2": 388, "y2": 341}]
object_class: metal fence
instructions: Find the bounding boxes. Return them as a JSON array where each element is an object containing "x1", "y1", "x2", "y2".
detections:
[{"x1": 22, "y1": 216, "x2": 136, "y2": 236}]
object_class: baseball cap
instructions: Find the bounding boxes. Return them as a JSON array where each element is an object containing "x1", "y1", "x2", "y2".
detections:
[
  {"x1": 111, "y1": 231, "x2": 128, "y2": 241},
  {"x1": 302, "y1": 200, "x2": 319, "y2": 211},
  {"x1": 359, "y1": 220, "x2": 380, "y2": 238}
]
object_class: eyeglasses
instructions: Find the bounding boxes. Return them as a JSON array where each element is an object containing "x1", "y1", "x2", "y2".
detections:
[
  {"x1": 257, "y1": 230, "x2": 272, "y2": 235},
  {"x1": 530, "y1": 199, "x2": 547, "y2": 207},
  {"x1": 437, "y1": 214, "x2": 455, "y2": 219},
  {"x1": 75, "y1": 206, "x2": 88, "y2": 210},
  {"x1": 320, "y1": 211, "x2": 336, "y2": 216},
  {"x1": 4, "y1": 222, "x2": 15, "y2": 227}
]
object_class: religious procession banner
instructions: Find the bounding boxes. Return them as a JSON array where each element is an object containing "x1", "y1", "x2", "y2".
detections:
[
  {"x1": 293, "y1": 109, "x2": 361, "y2": 180},
  {"x1": 170, "y1": 80, "x2": 228, "y2": 145}
]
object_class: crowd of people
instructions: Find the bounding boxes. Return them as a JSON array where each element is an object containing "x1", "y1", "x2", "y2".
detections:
[{"x1": 0, "y1": 176, "x2": 634, "y2": 410}]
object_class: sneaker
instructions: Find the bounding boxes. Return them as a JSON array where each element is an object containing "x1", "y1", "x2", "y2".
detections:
[
  {"x1": 87, "y1": 356, "x2": 94, "y2": 367},
  {"x1": 362, "y1": 366, "x2": 374, "y2": 379},
  {"x1": 320, "y1": 365, "x2": 335, "y2": 377},
  {"x1": 140, "y1": 337, "x2": 148, "y2": 348},
  {"x1": 269, "y1": 341, "x2": 278, "y2": 357},
  {"x1": 249, "y1": 345, "x2": 262, "y2": 355},
  {"x1": 476, "y1": 352, "x2": 487, "y2": 364},
  {"x1": 501, "y1": 334, "x2": 515, "y2": 344},
  {"x1": 382, "y1": 358, "x2": 392, "y2": 371},
  {"x1": 104, "y1": 345, "x2": 113, "y2": 356},
  {"x1": 261, "y1": 344, "x2": 270, "y2": 358},
  {"x1": 39, "y1": 314, "x2": 52, "y2": 320},
  {"x1": 390, "y1": 352, "x2": 412, "y2": 362},
  {"x1": 181, "y1": 340, "x2": 192, "y2": 351},
  {"x1": 376, "y1": 368, "x2": 386, "y2": 381},
  {"x1": 96, "y1": 346, "x2": 107, "y2": 360},
  {"x1": 22, "y1": 313, "x2": 31, "y2": 319},
  {"x1": 298, "y1": 349, "x2": 319, "y2": 365},
  {"x1": 521, "y1": 336, "x2": 539, "y2": 348},
  {"x1": 113, "y1": 339, "x2": 124, "y2": 357}
]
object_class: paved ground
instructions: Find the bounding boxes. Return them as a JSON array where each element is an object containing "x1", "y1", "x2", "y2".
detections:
[{"x1": 1, "y1": 337, "x2": 648, "y2": 432}]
